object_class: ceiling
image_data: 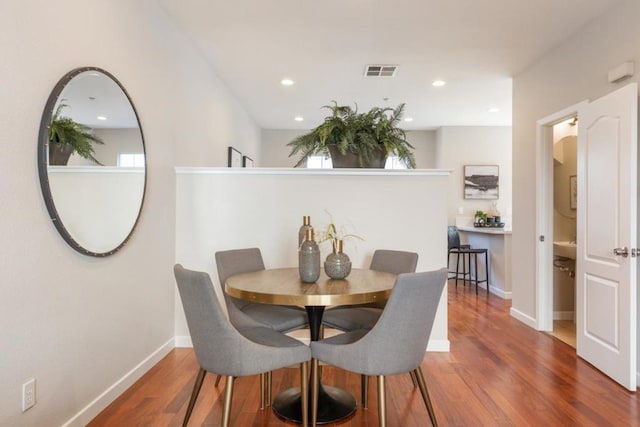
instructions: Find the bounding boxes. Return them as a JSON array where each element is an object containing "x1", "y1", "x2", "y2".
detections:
[
  {"x1": 159, "y1": 0, "x2": 622, "y2": 130},
  {"x1": 58, "y1": 71, "x2": 139, "y2": 129}
]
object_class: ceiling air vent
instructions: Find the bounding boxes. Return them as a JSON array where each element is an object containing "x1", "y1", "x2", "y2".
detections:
[{"x1": 364, "y1": 65, "x2": 398, "y2": 77}]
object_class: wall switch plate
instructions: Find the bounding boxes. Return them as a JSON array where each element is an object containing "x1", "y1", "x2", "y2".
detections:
[{"x1": 22, "y1": 379, "x2": 36, "y2": 412}]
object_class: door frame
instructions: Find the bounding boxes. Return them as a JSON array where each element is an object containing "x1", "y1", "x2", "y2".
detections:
[{"x1": 535, "y1": 101, "x2": 588, "y2": 331}]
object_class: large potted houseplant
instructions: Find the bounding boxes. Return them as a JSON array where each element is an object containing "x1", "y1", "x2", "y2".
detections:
[
  {"x1": 48, "y1": 103, "x2": 104, "y2": 165},
  {"x1": 287, "y1": 102, "x2": 416, "y2": 168}
]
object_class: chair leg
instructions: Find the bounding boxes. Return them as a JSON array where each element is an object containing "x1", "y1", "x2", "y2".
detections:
[
  {"x1": 463, "y1": 253, "x2": 468, "y2": 286},
  {"x1": 182, "y1": 368, "x2": 206, "y2": 427},
  {"x1": 260, "y1": 372, "x2": 266, "y2": 410},
  {"x1": 409, "y1": 370, "x2": 418, "y2": 387},
  {"x1": 300, "y1": 362, "x2": 309, "y2": 427},
  {"x1": 267, "y1": 371, "x2": 272, "y2": 407},
  {"x1": 455, "y1": 252, "x2": 461, "y2": 288},
  {"x1": 415, "y1": 367, "x2": 438, "y2": 427},
  {"x1": 377, "y1": 375, "x2": 387, "y2": 427},
  {"x1": 485, "y1": 251, "x2": 490, "y2": 298},
  {"x1": 361, "y1": 374, "x2": 368, "y2": 408},
  {"x1": 215, "y1": 374, "x2": 222, "y2": 387},
  {"x1": 474, "y1": 253, "x2": 479, "y2": 295},
  {"x1": 311, "y1": 359, "x2": 319, "y2": 427},
  {"x1": 221, "y1": 376, "x2": 235, "y2": 427}
]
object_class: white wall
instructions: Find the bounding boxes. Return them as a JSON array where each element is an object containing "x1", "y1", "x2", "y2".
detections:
[
  {"x1": 175, "y1": 168, "x2": 451, "y2": 350},
  {"x1": 0, "y1": 1, "x2": 259, "y2": 425},
  {"x1": 92, "y1": 128, "x2": 144, "y2": 166},
  {"x1": 435, "y1": 126, "x2": 512, "y2": 225},
  {"x1": 67, "y1": 128, "x2": 143, "y2": 167},
  {"x1": 261, "y1": 129, "x2": 438, "y2": 168},
  {"x1": 511, "y1": 0, "x2": 640, "y2": 324}
]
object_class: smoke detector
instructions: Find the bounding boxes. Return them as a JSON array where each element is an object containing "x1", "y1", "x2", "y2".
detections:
[{"x1": 364, "y1": 65, "x2": 398, "y2": 77}]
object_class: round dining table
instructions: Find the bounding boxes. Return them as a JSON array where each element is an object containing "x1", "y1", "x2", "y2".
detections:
[{"x1": 226, "y1": 267, "x2": 397, "y2": 424}]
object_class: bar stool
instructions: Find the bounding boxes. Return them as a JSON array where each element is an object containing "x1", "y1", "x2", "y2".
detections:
[{"x1": 447, "y1": 226, "x2": 490, "y2": 295}]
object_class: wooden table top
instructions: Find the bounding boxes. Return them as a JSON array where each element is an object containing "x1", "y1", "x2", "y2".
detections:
[{"x1": 225, "y1": 267, "x2": 397, "y2": 307}]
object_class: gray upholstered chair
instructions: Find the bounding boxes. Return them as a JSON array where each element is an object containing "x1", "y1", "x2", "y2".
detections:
[
  {"x1": 321, "y1": 249, "x2": 418, "y2": 406},
  {"x1": 322, "y1": 249, "x2": 419, "y2": 331},
  {"x1": 215, "y1": 248, "x2": 308, "y2": 333},
  {"x1": 310, "y1": 268, "x2": 448, "y2": 427},
  {"x1": 215, "y1": 248, "x2": 309, "y2": 403},
  {"x1": 174, "y1": 264, "x2": 311, "y2": 427}
]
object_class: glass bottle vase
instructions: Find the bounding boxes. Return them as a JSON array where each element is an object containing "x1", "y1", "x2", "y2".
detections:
[
  {"x1": 299, "y1": 228, "x2": 320, "y2": 283},
  {"x1": 298, "y1": 215, "x2": 313, "y2": 246},
  {"x1": 324, "y1": 239, "x2": 352, "y2": 279}
]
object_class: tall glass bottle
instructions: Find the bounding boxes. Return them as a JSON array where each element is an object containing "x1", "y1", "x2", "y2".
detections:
[
  {"x1": 299, "y1": 228, "x2": 320, "y2": 283},
  {"x1": 298, "y1": 215, "x2": 313, "y2": 246}
]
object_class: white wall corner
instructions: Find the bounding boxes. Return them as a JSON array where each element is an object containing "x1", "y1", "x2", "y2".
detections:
[
  {"x1": 61, "y1": 338, "x2": 175, "y2": 427},
  {"x1": 509, "y1": 307, "x2": 537, "y2": 329},
  {"x1": 175, "y1": 335, "x2": 193, "y2": 348}
]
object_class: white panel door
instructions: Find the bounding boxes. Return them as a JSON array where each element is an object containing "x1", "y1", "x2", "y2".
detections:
[{"x1": 576, "y1": 83, "x2": 637, "y2": 391}]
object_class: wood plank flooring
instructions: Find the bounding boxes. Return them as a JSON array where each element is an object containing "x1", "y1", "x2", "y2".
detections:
[{"x1": 88, "y1": 281, "x2": 639, "y2": 426}]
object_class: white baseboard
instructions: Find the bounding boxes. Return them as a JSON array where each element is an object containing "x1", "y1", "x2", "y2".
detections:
[
  {"x1": 510, "y1": 307, "x2": 537, "y2": 329},
  {"x1": 553, "y1": 311, "x2": 575, "y2": 321},
  {"x1": 61, "y1": 338, "x2": 174, "y2": 427},
  {"x1": 426, "y1": 339, "x2": 450, "y2": 352},
  {"x1": 489, "y1": 285, "x2": 512, "y2": 300},
  {"x1": 456, "y1": 282, "x2": 512, "y2": 300}
]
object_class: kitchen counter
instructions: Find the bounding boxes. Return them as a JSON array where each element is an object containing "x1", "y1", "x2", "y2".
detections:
[
  {"x1": 457, "y1": 226, "x2": 512, "y2": 299},
  {"x1": 457, "y1": 225, "x2": 512, "y2": 235}
]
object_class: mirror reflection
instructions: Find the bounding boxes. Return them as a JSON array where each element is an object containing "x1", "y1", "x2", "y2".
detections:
[{"x1": 39, "y1": 67, "x2": 146, "y2": 256}]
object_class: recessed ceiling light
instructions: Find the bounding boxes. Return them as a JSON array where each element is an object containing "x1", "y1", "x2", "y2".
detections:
[
  {"x1": 404, "y1": 117, "x2": 414, "y2": 122},
  {"x1": 97, "y1": 116, "x2": 107, "y2": 121},
  {"x1": 294, "y1": 116, "x2": 304, "y2": 122},
  {"x1": 432, "y1": 80, "x2": 446, "y2": 87},
  {"x1": 281, "y1": 78, "x2": 295, "y2": 86},
  {"x1": 488, "y1": 107, "x2": 500, "y2": 113}
]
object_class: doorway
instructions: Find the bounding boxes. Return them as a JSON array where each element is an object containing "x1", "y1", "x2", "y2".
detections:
[
  {"x1": 548, "y1": 118, "x2": 578, "y2": 348},
  {"x1": 535, "y1": 101, "x2": 586, "y2": 335}
]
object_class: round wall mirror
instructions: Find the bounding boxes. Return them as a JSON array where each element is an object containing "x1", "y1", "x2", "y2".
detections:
[{"x1": 38, "y1": 67, "x2": 146, "y2": 256}]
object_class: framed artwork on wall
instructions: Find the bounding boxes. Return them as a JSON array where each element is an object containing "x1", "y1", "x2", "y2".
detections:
[
  {"x1": 570, "y1": 175, "x2": 577, "y2": 209},
  {"x1": 243, "y1": 155, "x2": 254, "y2": 167},
  {"x1": 464, "y1": 165, "x2": 499, "y2": 199},
  {"x1": 228, "y1": 146, "x2": 242, "y2": 167}
]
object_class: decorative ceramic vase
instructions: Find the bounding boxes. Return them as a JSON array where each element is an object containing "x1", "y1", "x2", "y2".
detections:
[
  {"x1": 298, "y1": 215, "x2": 313, "y2": 246},
  {"x1": 324, "y1": 239, "x2": 352, "y2": 279},
  {"x1": 299, "y1": 228, "x2": 320, "y2": 283}
]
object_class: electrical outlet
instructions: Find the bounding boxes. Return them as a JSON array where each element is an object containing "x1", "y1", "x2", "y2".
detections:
[{"x1": 22, "y1": 379, "x2": 36, "y2": 412}]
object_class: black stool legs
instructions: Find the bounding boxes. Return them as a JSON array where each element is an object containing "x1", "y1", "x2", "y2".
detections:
[{"x1": 448, "y1": 249, "x2": 489, "y2": 296}]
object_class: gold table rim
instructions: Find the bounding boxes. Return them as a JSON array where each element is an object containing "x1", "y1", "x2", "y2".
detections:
[{"x1": 225, "y1": 267, "x2": 396, "y2": 307}]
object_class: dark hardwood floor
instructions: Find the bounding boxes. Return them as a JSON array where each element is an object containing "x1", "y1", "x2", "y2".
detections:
[{"x1": 89, "y1": 281, "x2": 639, "y2": 426}]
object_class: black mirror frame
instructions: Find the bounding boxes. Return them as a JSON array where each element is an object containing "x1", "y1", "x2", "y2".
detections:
[{"x1": 37, "y1": 66, "x2": 147, "y2": 257}]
